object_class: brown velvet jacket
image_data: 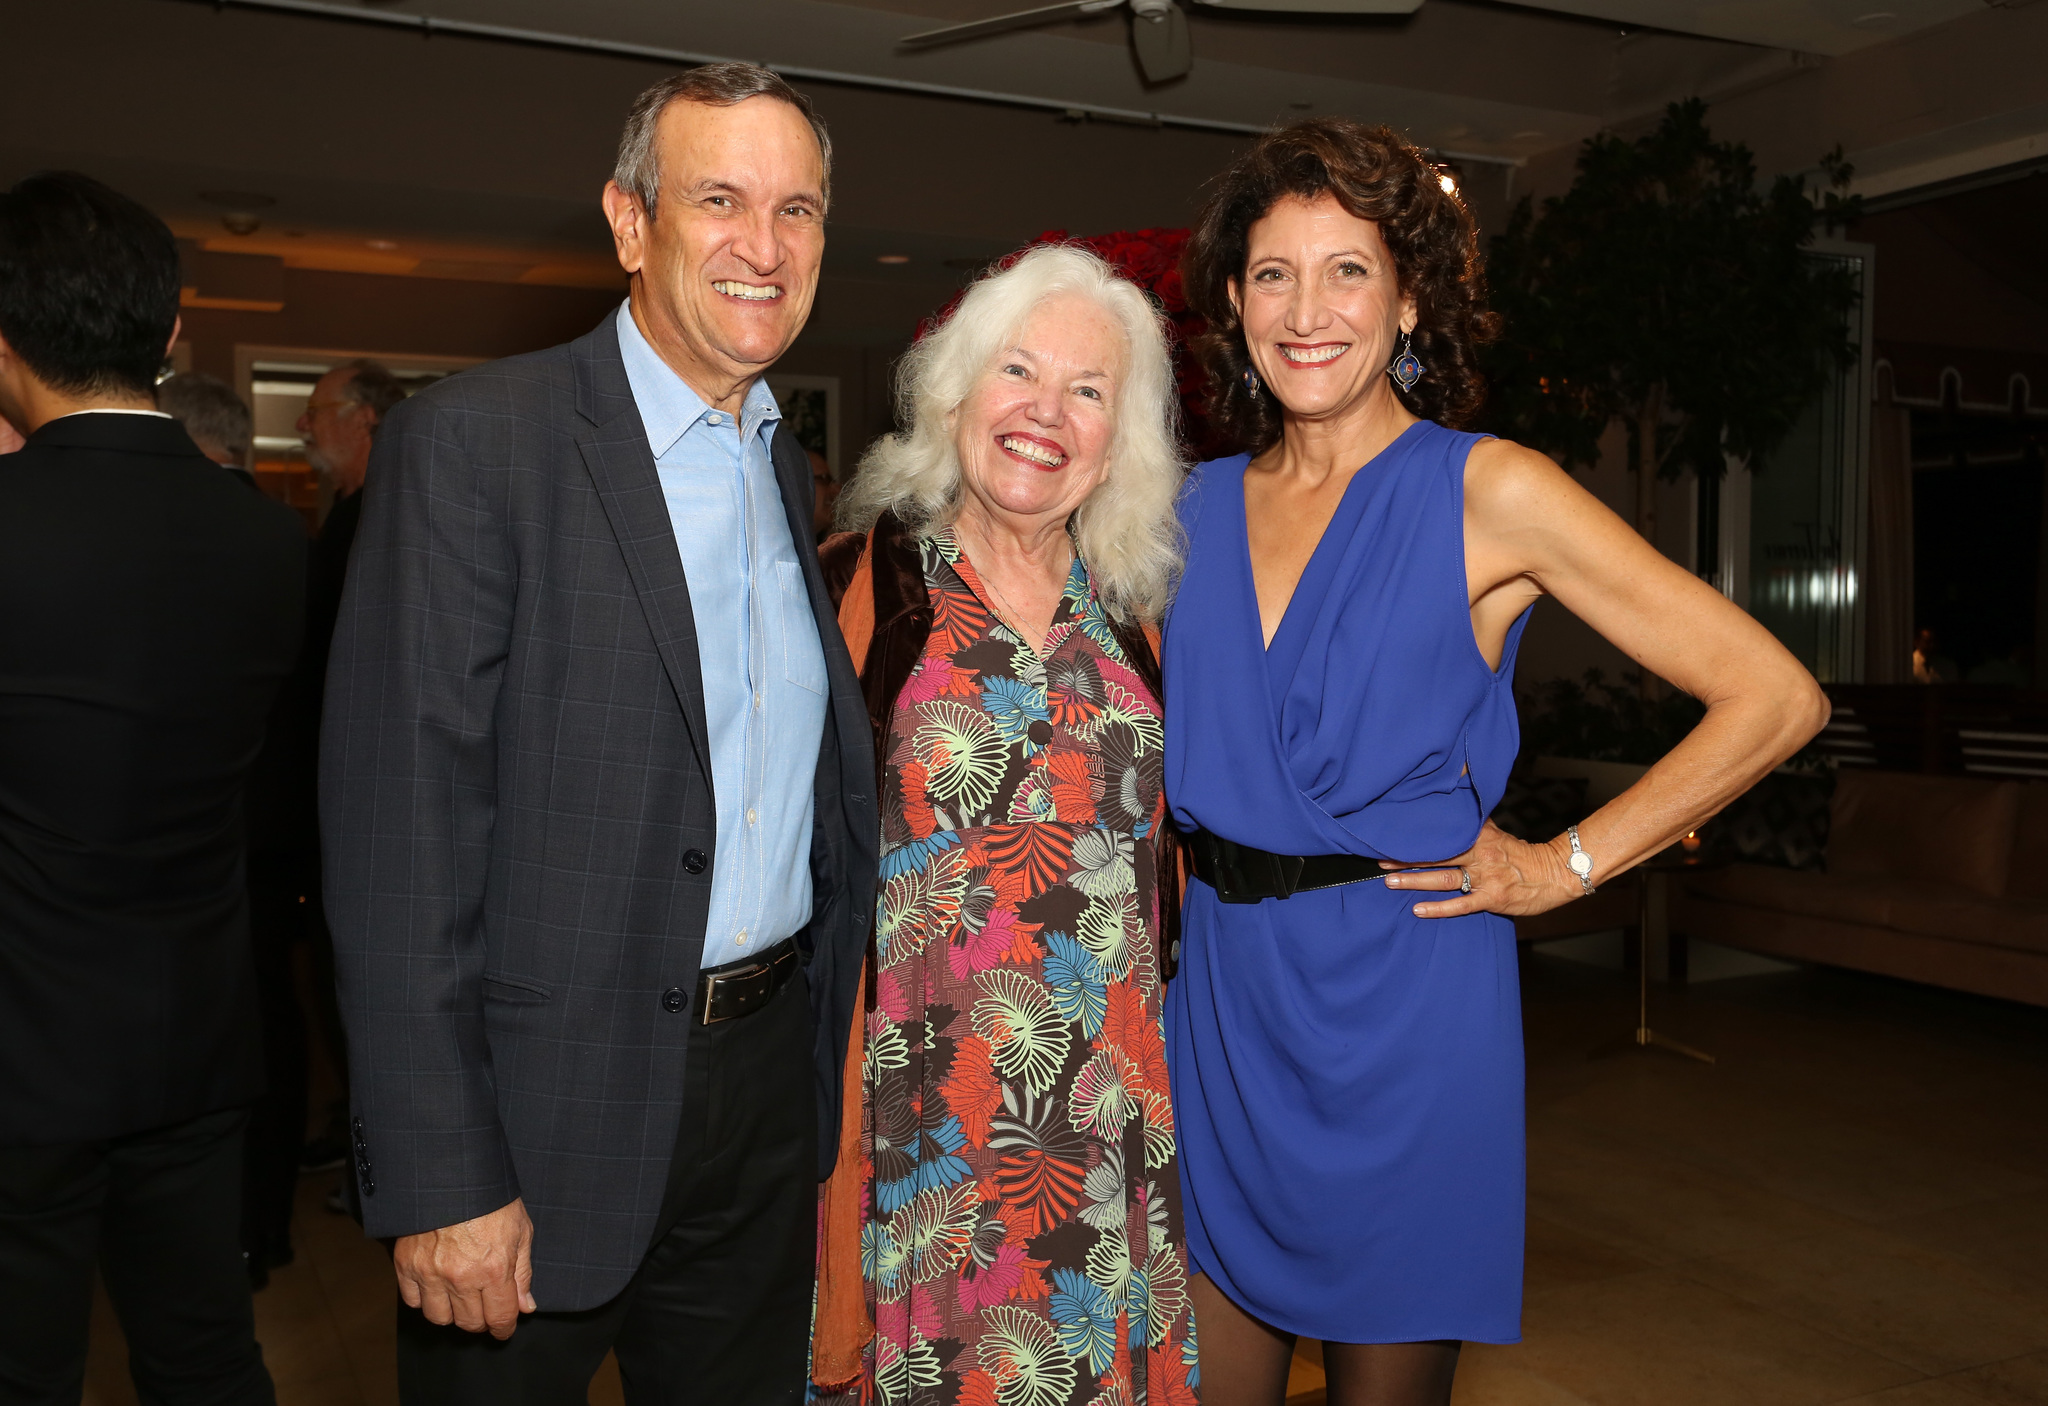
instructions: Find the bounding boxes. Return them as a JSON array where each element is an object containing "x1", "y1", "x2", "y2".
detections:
[{"x1": 819, "y1": 509, "x2": 1181, "y2": 979}]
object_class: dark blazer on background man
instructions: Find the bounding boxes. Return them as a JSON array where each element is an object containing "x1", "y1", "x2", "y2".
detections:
[
  {"x1": 0, "y1": 413, "x2": 306, "y2": 1146},
  {"x1": 321, "y1": 315, "x2": 879, "y2": 1312}
]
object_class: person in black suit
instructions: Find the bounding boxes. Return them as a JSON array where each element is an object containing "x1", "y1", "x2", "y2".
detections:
[
  {"x1": 0, "y1": 173, "x2": 305, "y2": 1404},
  {"x1": 322, "y1": 64, "x2": 877, "y2": 1403}
]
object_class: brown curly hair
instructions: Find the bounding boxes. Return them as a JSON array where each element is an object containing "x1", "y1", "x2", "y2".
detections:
[{"x1": 1183, "y1": 118, "x2": 1499, "y2": 453}]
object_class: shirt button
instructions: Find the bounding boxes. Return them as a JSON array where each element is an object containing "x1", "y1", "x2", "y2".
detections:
[
  {"x1": 705, "y1": 412, "x2": 722, "y2": 424},
  {"x1": 735, "y1": 929, "x2": 748, "y2": 948},
  {"x1": 753, "y1": 693, "x2": 762, "y2": 712},
  {"x1": 746, "y1": 808, "x2": 757, "y2": 825},
  {"x1": 662, "y1": 987, "x2": 687, "y2": 1013}
]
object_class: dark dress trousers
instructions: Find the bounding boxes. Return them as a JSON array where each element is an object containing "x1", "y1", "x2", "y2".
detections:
[
  {"x1": 0, "y1": 413, "x2": 306, "y2": 1146},
  {"x1": 321, "y1": 315, "x2": 879, "y2": 1313}
]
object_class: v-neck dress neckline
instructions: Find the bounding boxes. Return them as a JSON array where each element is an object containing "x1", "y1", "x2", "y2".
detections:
[
  {"x1": 1250, "y1": 421, "x2": 1425, "y2": 709},
  {"x1": 937, "y1": 527, "x2": 1085, "y2": 663}
]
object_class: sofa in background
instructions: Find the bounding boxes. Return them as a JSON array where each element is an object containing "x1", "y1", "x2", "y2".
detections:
[{"x1": 1673, "y1": 768, "x2": 2048, "y2": 1007}]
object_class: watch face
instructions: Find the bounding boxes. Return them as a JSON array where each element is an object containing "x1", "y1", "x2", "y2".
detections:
[{"x1": 1568, "y1": 852, "x2": 1593, "y2": 876}]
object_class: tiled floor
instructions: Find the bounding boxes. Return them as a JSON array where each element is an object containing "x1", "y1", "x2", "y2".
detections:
[{"x1": 84, "y1": 954, "x2": 2048, "y2": 1406}]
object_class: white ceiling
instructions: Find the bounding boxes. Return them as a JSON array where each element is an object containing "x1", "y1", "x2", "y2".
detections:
[
  {"x1": 3, "y1": 0, "x2": 2038, "y2": 348},
  {"x1": 1491, "y1": 0, "x2": 1989, "y2": 56}
]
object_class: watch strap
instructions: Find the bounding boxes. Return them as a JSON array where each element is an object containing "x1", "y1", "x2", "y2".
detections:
[{"x1": 1566, "y1": 823, "x2": 1596, "y2": 895}]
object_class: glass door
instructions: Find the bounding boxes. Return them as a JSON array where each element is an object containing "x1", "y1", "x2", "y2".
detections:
[{"x1": 1743, "y1": 242, "x2": 1876, "y2": 683}]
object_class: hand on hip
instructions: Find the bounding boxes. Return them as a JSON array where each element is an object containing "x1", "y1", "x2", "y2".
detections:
[{"x1": 1381, "y1": 821, "x2": 1579, "y2": 919}]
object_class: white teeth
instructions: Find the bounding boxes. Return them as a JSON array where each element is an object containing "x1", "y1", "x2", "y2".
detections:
[
  {"x1": 712, "y1": 280, "x2": 781, "y2": 301},
  {"x1": 1000, "y1": 435, "x2": 1065, "y2": 466},
  {"x1": 1279, "y1": 344, "x2": 1349, "y2": 364}
]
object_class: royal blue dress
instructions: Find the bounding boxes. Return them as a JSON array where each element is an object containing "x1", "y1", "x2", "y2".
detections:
[{"x1": 1162, "y1": 420, "x2": 1530, "y2": 1345}]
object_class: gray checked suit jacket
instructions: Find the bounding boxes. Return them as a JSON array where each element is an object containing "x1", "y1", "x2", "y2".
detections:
[{"x1": 320, "y1": 313, "x2": 878, "y2": 1311}]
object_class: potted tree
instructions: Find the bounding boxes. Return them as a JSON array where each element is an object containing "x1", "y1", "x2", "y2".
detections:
[{"x1": 1484, "y1": 100, "x2": 1862, "y2": 573}]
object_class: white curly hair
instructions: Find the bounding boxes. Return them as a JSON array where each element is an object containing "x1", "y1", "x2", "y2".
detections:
[{"x1": 836, "y1": 244, "x2": 1187, "y2": 623}]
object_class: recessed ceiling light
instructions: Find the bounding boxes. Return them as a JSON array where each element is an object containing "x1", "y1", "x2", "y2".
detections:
[
  {"x1": 367, "y1": 239, "x2": 399, "y2": 251},
  {"x1": 198, "y1": 189, "x2": 276, "y2": 210},
  {"x1": 876, "y1": 254, "x2": 910, "y2": 265}
]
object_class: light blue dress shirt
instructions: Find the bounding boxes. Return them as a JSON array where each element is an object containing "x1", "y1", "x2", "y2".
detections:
[{"x1": 616, "y1": 304, "x2": 829, "y2": 971}]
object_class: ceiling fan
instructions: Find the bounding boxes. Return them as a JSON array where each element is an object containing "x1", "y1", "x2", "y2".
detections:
[{"x1": 897, "y1": 0, "x2": 1424, "y2": 85}]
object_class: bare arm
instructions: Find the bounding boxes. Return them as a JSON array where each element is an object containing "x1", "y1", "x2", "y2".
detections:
[{"x1": 1387, "y1": 437, "x2": 1829, "y2": 918}]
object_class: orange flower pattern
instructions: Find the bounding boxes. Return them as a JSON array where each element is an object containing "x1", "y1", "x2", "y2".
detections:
[{"x1": 834, "y1": 533, "x2": 1197, "y2": 1406}]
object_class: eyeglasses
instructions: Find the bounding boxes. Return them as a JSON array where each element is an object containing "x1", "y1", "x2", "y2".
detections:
[{"x1": 302, "y1": 399, "x2": 351, "y2": 414}]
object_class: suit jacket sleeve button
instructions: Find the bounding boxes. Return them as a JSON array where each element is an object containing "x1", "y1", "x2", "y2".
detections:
[
  {"x1": 683, "y1": 849, "x2": 707, "y2": 875},
  {"x1": 662, "y1": 987, "x2": 687, "y2": 1013}
]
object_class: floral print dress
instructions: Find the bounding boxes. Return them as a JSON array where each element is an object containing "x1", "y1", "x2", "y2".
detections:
[{"x1": 848, "y1": 531, "x2": 1197, "y2": 1406}]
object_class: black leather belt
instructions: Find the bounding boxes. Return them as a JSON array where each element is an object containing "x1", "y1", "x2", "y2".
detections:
[
  {"x1": 1186, "y1": 828, "x2": 1389, "y2": 904},
  {"x1": 696, "y1": 939, "x2": 800, "y2": 1025}
]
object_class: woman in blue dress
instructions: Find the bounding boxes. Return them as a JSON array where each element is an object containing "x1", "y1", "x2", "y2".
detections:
[{"x1": 1161, "y1": 120, "x2": 1831, "y2": 1404}]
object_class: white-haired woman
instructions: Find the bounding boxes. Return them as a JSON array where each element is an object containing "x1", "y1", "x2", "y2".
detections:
[{"x1": 810, "y1": 245, "x2": 1196, "y2": 1405}]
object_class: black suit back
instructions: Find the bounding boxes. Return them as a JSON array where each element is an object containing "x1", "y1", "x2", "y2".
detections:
[{"x1": 0, "y1": 413, "x2": 306, "y2": 1147}]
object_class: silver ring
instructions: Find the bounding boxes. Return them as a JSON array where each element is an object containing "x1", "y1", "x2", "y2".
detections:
[{"x1": 1459, "y1": 867, "x2": 1473, "y2": 895}]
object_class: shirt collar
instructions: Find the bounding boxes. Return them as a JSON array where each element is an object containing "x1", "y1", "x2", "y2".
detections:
[
  {"x1": 615, "y1": 301, "x2": 782, "y2": 459},
  {"x1": 53, "y1": 408, "x2": 174, "y2": 421}
]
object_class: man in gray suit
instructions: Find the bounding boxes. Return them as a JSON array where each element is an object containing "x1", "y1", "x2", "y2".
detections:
[{"x1": 321, "y1": 64, "x2": 876, "y2": 1403}]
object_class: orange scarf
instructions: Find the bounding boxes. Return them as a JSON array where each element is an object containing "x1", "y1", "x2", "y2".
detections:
[{"x1": 812, "y1": 536, "x2": 875, "y2": 1394}]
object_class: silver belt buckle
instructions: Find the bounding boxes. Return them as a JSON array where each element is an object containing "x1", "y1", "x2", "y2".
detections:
[{"x1": 699, "y1": 959, "x2": 769, "y2": 1025}]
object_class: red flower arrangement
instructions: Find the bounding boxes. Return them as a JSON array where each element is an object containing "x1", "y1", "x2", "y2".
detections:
[{"x1": 919, "y1": 227, "x2": 1225, "y2": 459}]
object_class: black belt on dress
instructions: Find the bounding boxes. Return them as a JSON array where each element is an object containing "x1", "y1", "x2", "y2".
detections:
[
  {"x1": 696, "y1": 938, "x2": 800, "y2": 1025},
  {"x1": 1185, "y1": 828, "x2": 1389, "y2": 905}
]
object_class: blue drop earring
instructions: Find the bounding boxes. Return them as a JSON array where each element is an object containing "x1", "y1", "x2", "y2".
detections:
[
  {"x1": 1389, "y1": 331, "x2": 1425, "y2": 392},
  {"x1": 1241, "y1": 365, "x2": 1263, "y2": 399}
]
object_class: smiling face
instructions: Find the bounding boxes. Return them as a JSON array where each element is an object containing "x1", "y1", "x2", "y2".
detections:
[
  {"x1": 1231, "y1": 191, "x2": 1416, "y2": 426},
  {"x1": 602, "y1": 95, "x2": 826, "y2": 407},
  {"x1": 952, "y1": 291, "x2": 1125, "y2": 533}
]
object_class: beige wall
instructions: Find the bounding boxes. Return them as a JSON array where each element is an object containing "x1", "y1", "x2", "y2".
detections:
[
  {"x1": 1509, "y1": 4, "x2": 2048, "y2": 204},
  {"x1": 174, "y1": 261, "x2": 925, "y2": 487},
  {"x1": 176, "y1": 267, "x2": 623, "y2": 386}
]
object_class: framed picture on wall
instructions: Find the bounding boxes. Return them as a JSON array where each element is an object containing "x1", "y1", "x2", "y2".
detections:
[{"x1": 765, "y1": 373, "x2": 840, "y2": 481}]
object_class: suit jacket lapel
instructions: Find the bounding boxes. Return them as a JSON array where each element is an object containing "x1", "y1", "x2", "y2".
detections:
[{"x1": 572, "y1": 319, "x2": 712, "y2": 779}]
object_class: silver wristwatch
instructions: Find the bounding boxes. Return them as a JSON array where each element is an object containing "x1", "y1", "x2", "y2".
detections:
[{"x1": 1565, "y1": 824, "x2": 1595, "y2": 895}]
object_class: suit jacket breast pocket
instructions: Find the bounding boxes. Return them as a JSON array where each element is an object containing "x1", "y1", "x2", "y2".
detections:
[
  {"x1": 481, "y1": 973, "x2": 553, "y2": 1006},
  {"x1": 779, "y1": 560, "x2": 829, "y2": 695}
]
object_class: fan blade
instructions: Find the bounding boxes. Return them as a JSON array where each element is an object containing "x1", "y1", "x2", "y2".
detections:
[
  {"x1": 900, "y1": 0, "x2": 1125, "y2": 49},
  {"x1": 1189, "y1": 0, "x2": 1422, "y2": 11},
  {"x1": 1131, "y1": 2, "x2": 1192, "y2": 82}
]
